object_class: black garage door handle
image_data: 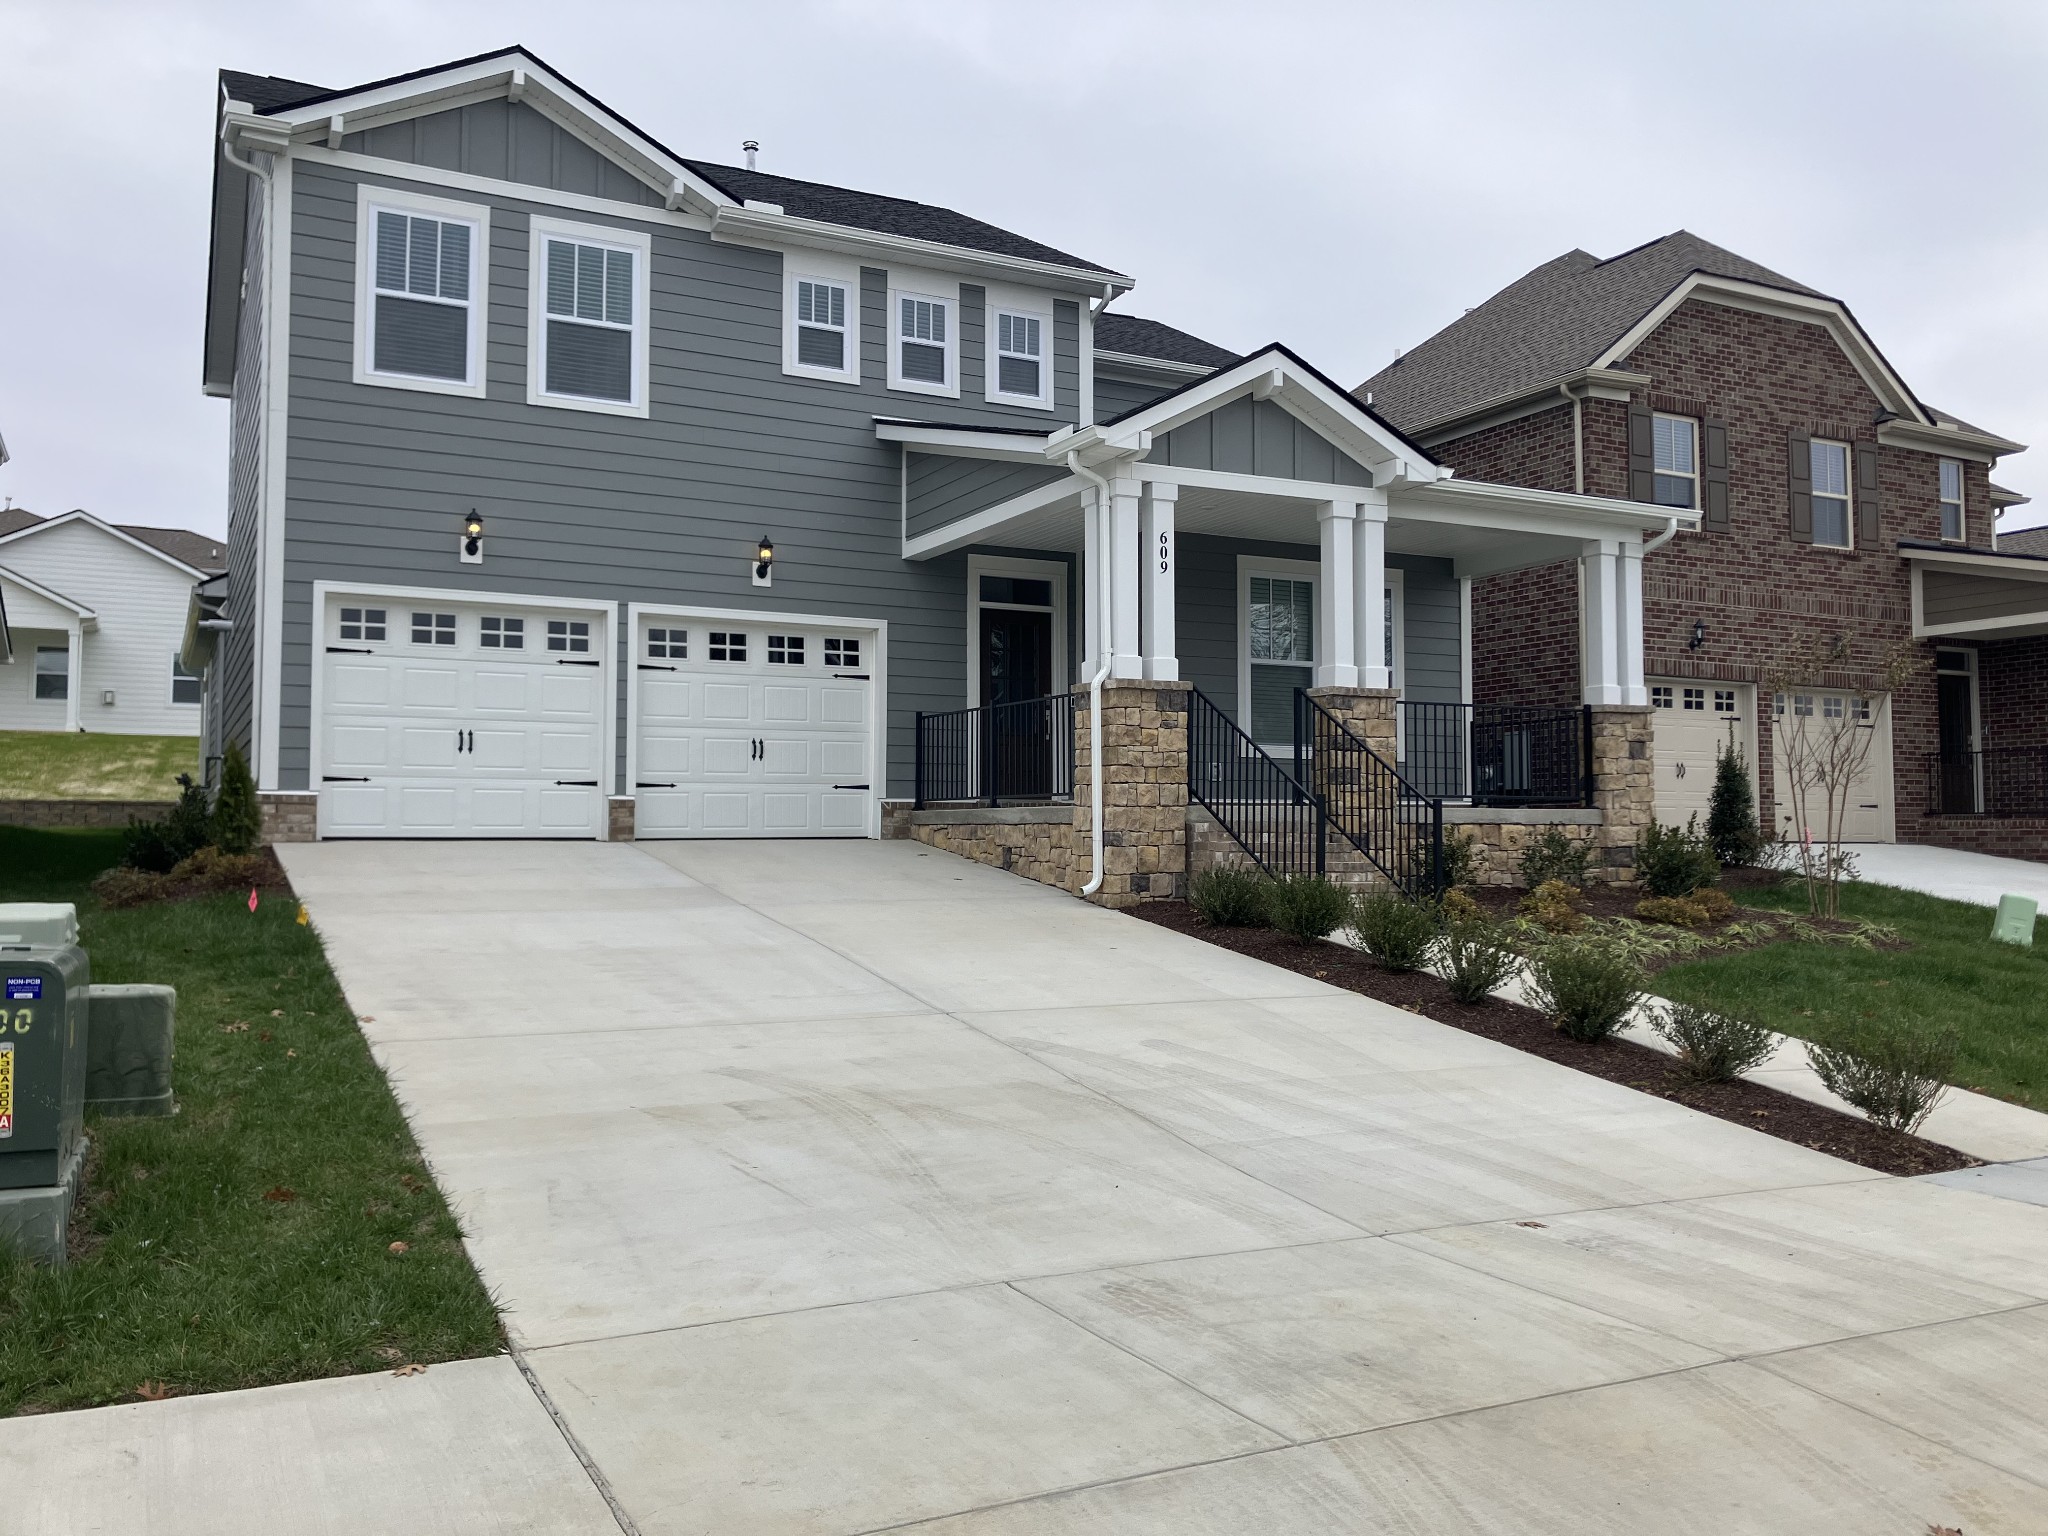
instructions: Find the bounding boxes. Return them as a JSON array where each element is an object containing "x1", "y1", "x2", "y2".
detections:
[
  {"x1": 554, "y1": 779, "x2": 600, "y2": 787},
  {"x1": 635, "y1": 781, "x2": 677, "y2": 789},
  {"x1": 832, "y1": 784, "x2": 870, "y2": 791},
  {"x1": 322, "y1": 775, "x2": 371, "y2": 783},
  {"x1": 556, "y1": 659, "x2": 601, "y2": 667}
]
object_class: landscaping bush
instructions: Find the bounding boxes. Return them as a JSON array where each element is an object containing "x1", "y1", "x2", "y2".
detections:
[
  {"x1": 1524, "y1": 938, "x2": 1646, "y2": 1043},
  {"x1": 1439, "y1": 887, "x2": 1482, "y2": 924},
  {"x1": 1440, "y1": 828, "x2": 1480, "y2": 891},
  {"x1": 1518, "y1": 827, "x2": 1590, "y2": 891},
  {"x1": 1808, "y1": 1024, "x2": 1958, "y2": 1135},
  {"x1": 1517, "y1": 879, "x2": 1584, "y2": 934},
  {"x1": 121, "y1": 773, "x2": 211, "y2": 873},
  {"x1": 1438, "y1": 921, "x2": 1521, "y2": 1003},
  {"x1": 1188, "y1": 864, "x2": 1271, "y2": 928},
  {"x1": 211, "y1": 741, "x2": 262, "y2": 855},
  {"x1": 1636, "y1": 815, "x2": 1721, "y2": 898},
  {"x1": 1349, "y1": 888, "x2": 1439, "y2": 970},
  {"x1": 1265, "y1": 874, "x2": 1352, "y2": 942},
  {"x1": 90, "y1": 847, "x2": 272, "y2": 909},
  {"x1": 1635, "y1": 888, "x2": 1735, "y2": 927},
  {"x1": 1706, "y1": 738, "x2": 1764, "y2": 867},
  {"x1": 1654, "y1": 1001, "x2": 1776, "y2": 1082},
  {"x1": 89, "y1": 867, "x2": 175, "y2": 909}
]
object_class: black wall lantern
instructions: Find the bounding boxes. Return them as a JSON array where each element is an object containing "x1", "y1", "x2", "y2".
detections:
[
  {"x1": 753, "y1": 535, "x2": 775, "y2": 587},
  {"x1": 1688, "y1": 618, "x2": 1707, "y2": 651},
  {"x1": 460, "y1": 509, "x2": 485, "y2": 564}
]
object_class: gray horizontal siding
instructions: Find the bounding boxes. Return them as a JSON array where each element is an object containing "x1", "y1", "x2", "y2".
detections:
[
  {"x1": 1094, "y1": 370, "x2": 1176, "y2": 422},
  {"x1": 907, "y1": 454, "x2": 1066, "y2": 540},
  {"x1": 342, "y1": 100, "x2": 666, "y2": 207},
  {"x1": 219, "y1": 181, "x2": 265, "y2": 769},
  {"x1": 1922, "y1": 569, "x2": 2048, "y2": 625},
  {"x1": 1153, "y1": 397, "x2": 1373, "y2": 486},
  {"x1": 1398, "y1": 557, "x2": 1462, "y2": 704}
]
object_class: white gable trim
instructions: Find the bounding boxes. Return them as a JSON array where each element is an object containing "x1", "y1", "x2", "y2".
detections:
[
  {"x1": 0, "y1": 562, "x2": 99, "y2": 624},
  {"x1": 0, "y1": 510, "x2": 208, "y2": 580},
  {"x1": 1593, "y1": 273, "x2": 1932, "y2": 426}
]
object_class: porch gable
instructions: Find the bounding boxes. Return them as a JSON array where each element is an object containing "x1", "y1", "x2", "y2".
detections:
[{"x1": 1150, "y1": 396, "x2": 1376, "y2": 488}]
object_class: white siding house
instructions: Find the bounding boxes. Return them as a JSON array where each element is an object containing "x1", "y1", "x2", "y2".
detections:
[{"x1": 0, "y1": 511, "x2": 217, "y2": 737}]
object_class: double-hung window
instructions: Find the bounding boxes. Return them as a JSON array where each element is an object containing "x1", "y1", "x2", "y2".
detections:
[
  {"x1": 355, "y1": 188, "x2": 487, "y2": 397},
  {"x1": 528, "y1": 217, "x2": 650, "y2": 416},
  {"x1": 888, "y1": 282, "x2": 958, "y2": 395},
  {"x1": 1652, "y1": 414, "x2": 1698, "y2": 509},
  {"x1": 170, "y1": 655, "x2": 202, "y2": 705},
  {"x1": 1809, "y1": 439, "x2": 1853, "y2": 548},
  {"x1": 988, "y1": 304, "x2": 1050, "y2": 407},
  {"x1": 783, "y1": 258, "x2": 860, "y2": 384},
  {"x1": 1245, "y1": 573, "x2": 1314, "y2": 746},
  {"x1": 1939, "y1": 459, "x2": 1965, "y2": 542},
  {"x1": 34, "y1": 646, "x2": 68, "y2": 701},
  {"x1": 796, "y1": 279, "x2": 850, "y2": 370}
]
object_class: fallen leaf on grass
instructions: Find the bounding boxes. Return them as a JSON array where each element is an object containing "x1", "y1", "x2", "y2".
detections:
[
  {"x1": 372, "y1": 1345, "x2": 407, "y2": 1363},
  {"x1": 258, "y1": 1030, "x2": 273, "y2": 1043},
  {"x1": 135, "y1": 1381, "x2": 174, "y2": 1401},
  {"x1": 285, "y1": 1049, "x2": 297, "y2": 1058},
  {"x1": 270, "y1": 1009, "x2": 284, "y2": 1018},
  {"x1": 388, "y1": 1240, "x2": 410, "y2": 1254},
  {"x1": 392, "y1": 1364, "x2": 427, "y2": 1377},
  {"x1": 398, "y1": 1174, "x2": 424, "y2": 1194},
  {"x1": 221, "y1": 1021, "x2": 249, "y2": 1034},
  {"x1": 263, "y1": 1186, "x2": 298, "y2": 1203}
]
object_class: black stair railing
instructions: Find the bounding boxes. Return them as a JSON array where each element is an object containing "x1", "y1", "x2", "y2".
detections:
[
  {"x1": 1187, "y1": 687, "x2": 1326, "y2": 878},
  {"x1": 1297, "y1": 692, "x2": 1446, "y2": 901},
  {"x1": 914, "y1": 693, "x2": 1076, "y2": 809}
]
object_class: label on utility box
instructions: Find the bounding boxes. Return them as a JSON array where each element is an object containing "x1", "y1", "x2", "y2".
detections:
[
  {"x1": 4, "y1": 976, "x2": 40, "y2": 1001},
  {"x1": 0, "y1": 1040, "x2": 12, "y2": 1136}
]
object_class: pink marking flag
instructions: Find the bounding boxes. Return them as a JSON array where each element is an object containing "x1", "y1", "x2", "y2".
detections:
[{"x1": 248, "y1": 887, "x2": 259, "y2": 913}]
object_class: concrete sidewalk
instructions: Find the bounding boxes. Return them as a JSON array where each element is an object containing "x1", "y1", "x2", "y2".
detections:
[{"x1": 11, "y1": 838, "x2": 2048, "y2": 1534}]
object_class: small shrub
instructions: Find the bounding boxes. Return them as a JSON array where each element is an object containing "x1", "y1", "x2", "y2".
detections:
[
  {"x1": 1690, "y1": 886, "x2": 1734, "y2": 922},
  {"x1": 1654, "y1": 1002, "x2": 1776, "y2": 1082},
  {"x1": 171, "y1": 847, "x2": 269, "y2": 895},
  {"x1": 1438, "y1": 921, "x2": 1521, "y2": 1003},
  {"x1": 211, "y1": 742, "x2": 262, "y2": 855},
  {"x1": 1349, "y1": 889, "x2": 1439, "y2": 970},
  {"x1": 1808, "y1": 1024, "x2": 1958, "y2": 1135},
  {"x1": 1440, "y1": 828, "x2": 1480, "y2": 892},
  {"x1": 122, "y1": 773, "x2": 211, "y2": 873},
  {"x1": 1636, "y1": 815, "x2": 1721, "y2": 898},
  {"x1": 1518, "y1": 827, "x2": 1590, "y2": 891},
  {"x1": 1189, "y1": 865, "x2": 1269, "y2": 928},
  {"x1": 1706, "y1": 738, "x2": 1764, "y2": 867},
  {"x1": 90, "y1": 867, "x2": 175, "y2": 909},
  {"x1": 1518, "y1": 879, "x2": 1584, "y2": 934},
  {"x1": 1266, "y1": 874, "x2": 1352, "y2": 942},
  {"x1": 1525, "y1": 938, "x2": 1646, "y2": 1043},
  {"x1": 1635, "y1": 894, "x2": 1710, "y2": 928},
  {"x1": 1439, "y1": 887, "x2": 1482, "y2": 925}
]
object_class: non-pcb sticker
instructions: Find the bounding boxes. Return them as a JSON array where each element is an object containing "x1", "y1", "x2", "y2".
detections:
[{"x1": 4, "y1": 976, "x2": 41, "y2": 1001}]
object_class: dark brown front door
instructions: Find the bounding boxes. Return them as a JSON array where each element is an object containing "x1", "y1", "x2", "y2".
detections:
[
  {"x1": 1937, "y1": 671, "x2": 1977, "y2": 813},
  {"x1": 979, "y1": 608, "x2": 1055, "y2": 798}
]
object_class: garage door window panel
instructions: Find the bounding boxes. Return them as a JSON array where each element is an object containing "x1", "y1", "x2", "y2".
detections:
[
  {"x1": 480, "y1": 616, "x2": 525, "y2": 650},
  {"x1": 339, "y1": 607, "x2": 387, "y2": 642},
  {"x1": 647, "y1": 628, "x2": 686, "y2": 659},
  {"x1": 709, "y1": 632, "x2": 747, "y2": 662},
  {"x1": 412, "y1": 612, "x2": 457, "y2": 646},
  {"x1": 548, "y1": 620, "x2": 591, "y2": 654},
  {"x1": 768, "y1": 636, "x2": 806, "y2": 665}
]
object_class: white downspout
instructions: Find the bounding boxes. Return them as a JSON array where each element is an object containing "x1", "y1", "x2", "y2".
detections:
[
  {"x1": 1068, "y1": 450, "x2": 1115, "y2": 897},
  {"x1": 1642, "y1": 514, "x2": 1681, "y2": 555}
]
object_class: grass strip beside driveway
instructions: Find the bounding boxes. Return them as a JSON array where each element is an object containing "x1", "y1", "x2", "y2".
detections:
[
  {"x1": 1655, "y1": 879, "x2": 2048, "y2": 1113},
  {"x1": 0, "y1": 827, "x2": 501, "y2": 1415},
  {"x1": 0, "y1": 730, "x2": 199, "y2": 801}
]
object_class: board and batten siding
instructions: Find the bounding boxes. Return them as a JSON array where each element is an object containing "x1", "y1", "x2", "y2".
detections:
[
  {"x1": 1151, "y1": 396, "x2": 1376, "y2": 486},
  {"x1": 278, "y1": 159, "x2": 1083, "y2": 796},
  {"x1": 341, "y1": 100, "x2": 669, "y2": 207}
]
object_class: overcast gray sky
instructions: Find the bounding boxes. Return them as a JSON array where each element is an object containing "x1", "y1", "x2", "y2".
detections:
[{"x1": 4, "y1": 0, "x2": 2045, "y2": 537}]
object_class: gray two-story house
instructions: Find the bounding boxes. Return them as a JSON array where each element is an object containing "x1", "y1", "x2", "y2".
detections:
[{"x1": 199, "y1": 46, "x2": 1686, "y2": 844}]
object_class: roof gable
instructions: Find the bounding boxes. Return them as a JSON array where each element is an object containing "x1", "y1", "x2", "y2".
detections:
[{"x1": 0, "y1": 509, "x2": 210, "y2": 579}]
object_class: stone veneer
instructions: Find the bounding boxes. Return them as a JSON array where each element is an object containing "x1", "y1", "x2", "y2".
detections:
[
  {"x1": 605, "y1": 796, "x2": 636, "y2": 842},
  {"x1": 0, "y1": 799, "x2": 175, "y2": 829},
  {"x1": 1586, "y1": 705, "x2": 1655, "y2": 883},
  {"x1": 257, "y1": 791, "x2": 318, "y2": 844}
]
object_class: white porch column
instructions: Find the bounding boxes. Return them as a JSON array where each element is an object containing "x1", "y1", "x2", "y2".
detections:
[
  {"x1": 1353, "y1": 489, "x2": 1390, "y2": 690},
  {"x1": 1108, "y1": 473, "x2": 1144, "y2": 680},
  {"x1": 1617, "y1": 537, "x2": 1647, "y2": 706},
  {"x1": 1580, "y1": 538, "x2": 1623, "y2": 705},
  {"x1": 1316, "y1": 501, "x2": 1359, "y2": 688},
  {"x1": 1082, "y1": 482, "x2": 1103, "y2": 682},
  {"x1": 63, "y1": 621, "x2": 83, "y2": 733},
  {"x1": 1140, "y1": 481, "x2": 1179, "y2": 682}
]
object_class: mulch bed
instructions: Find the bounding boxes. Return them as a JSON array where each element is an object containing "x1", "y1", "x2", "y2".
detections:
[{"x1": 1130, "y1": 901, "x2": 1978, "y2": 1177}]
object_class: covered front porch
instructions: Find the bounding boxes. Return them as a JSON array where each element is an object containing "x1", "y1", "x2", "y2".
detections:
[{"x1": 0, "y1": 563, "x2": 97, "y2": 733}]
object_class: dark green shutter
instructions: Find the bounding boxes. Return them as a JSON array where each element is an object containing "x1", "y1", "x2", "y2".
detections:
[
  {"x1": 1627, "y1": 403, "x2": 1655, "y2": 501},
  {"x1": 1787, "y1": 429, "x2": 1813, "y2": 543},
  {"x1": 1701, "y1": 418, "x2": 1730, "y2": 531},
  {"x1": 1854, "y1": 441, "x2": 1881, "y2": 547}
]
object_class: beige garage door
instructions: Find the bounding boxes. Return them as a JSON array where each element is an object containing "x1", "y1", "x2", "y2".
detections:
[
  {"x1": 1771, "y1": 691, "x2": 1895, "y2": 844},
  {"x1": 1649, "y1": 681, "x2": 1756, "y2": 830}
]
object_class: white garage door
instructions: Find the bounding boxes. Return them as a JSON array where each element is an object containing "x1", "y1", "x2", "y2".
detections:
[
  {"x1": 1648, "y1": 681, "x2": 1756, "y2": 829},
  {"x1": 1772, "y1": 690, "x2": 1896, "y2": 843},
  {"x1": 318, "y1": 595, "x2": 608, "y2": 838},
  {"x1": 632, "y1": 614, "x2": 876, "y2": 838}
]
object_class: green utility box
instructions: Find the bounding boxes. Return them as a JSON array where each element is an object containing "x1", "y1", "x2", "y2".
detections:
[
  {"x1": 1992, "y1": 893, "x2": 2038, "y2": 947},
  {"x1": 1, "y1": 945, "x2": 90, "y2": 1190}
]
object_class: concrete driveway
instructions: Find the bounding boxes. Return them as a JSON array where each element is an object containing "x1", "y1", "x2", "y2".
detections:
[{"x1": 19, "y1": 839, "x2": 2048, "y2": 1534}]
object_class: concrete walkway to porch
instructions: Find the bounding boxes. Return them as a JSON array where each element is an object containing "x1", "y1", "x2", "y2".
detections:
[
  {"x1": 1845, "y1": 840, "x2": 2048, "y2": 909},
  {"x1": 11, "y1": 839, "x2": 2048, "y2": 1534}
]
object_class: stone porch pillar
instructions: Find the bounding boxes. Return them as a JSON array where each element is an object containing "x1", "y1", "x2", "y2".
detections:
[
  {"x1": 1305, "y1": 686, "x2": 1399, "y2": 766},
  {"x1": 1070, "y1": 679, "x2": 1189, "y2": 906},
  {"x1": 1588, "y1": 703, "x2": 1654, "y2": 884}
]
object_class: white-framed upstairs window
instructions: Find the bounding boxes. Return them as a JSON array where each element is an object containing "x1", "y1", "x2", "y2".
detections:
[
  {"x1": 888, "y1": 280, "x2": 959, "y2": 397},
  {"x1": 986, "y1": 299, "x2": 1052, "y2": 409},
  {"x1": 527, "y1": 216, "x2": 651, "y2": 417},
  {"x1": 1810, "y1": 438, "x2": 1853, "y2": 548},
  {"x1": 1652, "y1": 414, "x2": 1698, "y2": 509},
  {"x1": 353, "y1": 185, "x2": 489, "y2": 399},
  {"x1": 1939, "y1": 458, "x2": 1965, "y2": 542},
  {"x1": 782, "y1": 252, "x2": 861, "y2": 385}
]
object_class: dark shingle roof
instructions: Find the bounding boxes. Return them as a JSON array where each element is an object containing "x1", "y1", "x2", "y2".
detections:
[
  {"x1": 216, "y1": 55, "x2": 1124, "y2": 277},
  {"x1": 1358, "y1": 232, "x2": 1823, "y2": 434},
  {"x1": 1998, "y1": 524, "x2": 2048, "y2": 557},
  {"x1": 0, "y1": 509, "x2": 39, "y2": 539},
  {"x1": 1094, "y1": 313, "x2": 1236, "y2": 370},
  {"x1": 122, "y1": 525, "x2": 227, "y2": 572}
]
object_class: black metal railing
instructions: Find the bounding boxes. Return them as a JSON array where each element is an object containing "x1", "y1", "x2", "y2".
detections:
[
  {"x1": 1398, "y1": 701, "x2": 1593, "y2": 807},
  {"x1": 914, "y1": 692, "x2": 1076, "y2": 809},
  {"x1": 1925, "y1": 746, "x2": 2048, "y2": 818},
  {"x1": 1187, "y1": 687, "x2": 1327, "y2": 878},
  {"x1": 1299, "y1": 693, "x2": 1445, "y2": 900}
]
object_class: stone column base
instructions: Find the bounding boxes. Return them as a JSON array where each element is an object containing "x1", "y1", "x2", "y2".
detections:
[
  {"x1": 605, "y1": 796, "x2": 636, "y2": 842},
  {"x1": 1305, "y1": 686, "x2": 1399, "y2": 765},
  {"x1": 258, "y1": 792, "x2": 318, "y2": 844},
  {"x1": 1587, "y1": 704, "x2": 1655, "y2": 884},
  {"x1": 880, "y1": 800, "x2": 914, "y2": 840},
  {"x1": 1071, "y1": 680, "x2": 1190, "y2": 907}
]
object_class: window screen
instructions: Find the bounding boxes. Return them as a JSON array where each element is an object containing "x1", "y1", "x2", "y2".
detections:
[
  {"x1": 544, "y1": 238, "x2": 635, "y2": 402},
  {"x1": 372, "y1": 210, "x2": 473, "y2": 381}
]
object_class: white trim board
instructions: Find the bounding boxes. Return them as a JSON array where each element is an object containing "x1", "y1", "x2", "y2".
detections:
[
  {"x1": 525, "y1": 214, "x2": 654, "y2": 418},
  {"x1": 351, "y1": 182, "x2": 492, "y2": 401}
]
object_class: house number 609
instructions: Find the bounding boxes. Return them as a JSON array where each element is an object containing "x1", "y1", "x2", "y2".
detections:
[{"x1": 1157, "y1": 532, "x2": 1172, "y2": 574}]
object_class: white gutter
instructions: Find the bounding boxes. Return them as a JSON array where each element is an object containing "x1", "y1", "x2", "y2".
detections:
[
  {"x1": 1066, "y1": 450, "x2": 1115, "y2": 897},
  {"x1": 1643, "y1": 513, "x2": 1681, "y2": 555}
]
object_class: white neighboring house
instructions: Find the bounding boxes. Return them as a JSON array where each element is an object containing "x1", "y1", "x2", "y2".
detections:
[{"x1": 0, "y1": 509, "x2": 224, "y2": 737}]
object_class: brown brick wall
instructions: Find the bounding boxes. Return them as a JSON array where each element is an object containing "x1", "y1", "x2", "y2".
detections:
[{"x1": 1975, "y1": 634, "x2": 2048, "y2": 749}]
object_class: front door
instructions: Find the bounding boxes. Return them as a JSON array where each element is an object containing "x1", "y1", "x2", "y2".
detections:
[
  {"x1": 979, "y1": 607, "x2": 1054, "y2": 798},
  {"x1": 1936, "y1": 666, "x2": 1978, "y2": 813}
]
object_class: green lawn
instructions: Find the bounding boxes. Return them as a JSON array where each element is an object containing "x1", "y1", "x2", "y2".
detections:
[
  {"x1": 0, "y1": 730, "x2": 198, "y2": 801},
  {"x1": 1657, "y1": 879, "x2": 2048, "y2": 1112},
  {"x1": 0, "y1": 827, "x2": 501, "y2": 1414}
]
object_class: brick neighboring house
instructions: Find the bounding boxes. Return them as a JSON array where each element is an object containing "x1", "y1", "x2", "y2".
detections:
[{"x1": 1359, "y1": 232, "x2": 2048, "y2": 862}]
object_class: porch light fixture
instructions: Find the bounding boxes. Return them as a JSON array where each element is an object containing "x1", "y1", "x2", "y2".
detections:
[
  {"x1": 1688, "y1": 619, "x2": 1707, "y2": 651},
  {"x1": 753, "y1": 535, "x2": 775, "y2": 587},
  {"x1": 460, "y1": 510, "x2": 484, "y2": 564}
]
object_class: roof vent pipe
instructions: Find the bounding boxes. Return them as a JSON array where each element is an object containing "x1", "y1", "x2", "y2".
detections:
[{"x1": 742, "y1": 139, "x2": 759, "y2": 171}]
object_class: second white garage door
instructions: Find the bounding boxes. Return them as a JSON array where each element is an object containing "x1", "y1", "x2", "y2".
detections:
[
  {"x1": 631, "y1": 613, "x2": 878, "y2": 838},
  {"x1": 1772, "y1": 690, "x2": 1896, "y2": 843}
]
